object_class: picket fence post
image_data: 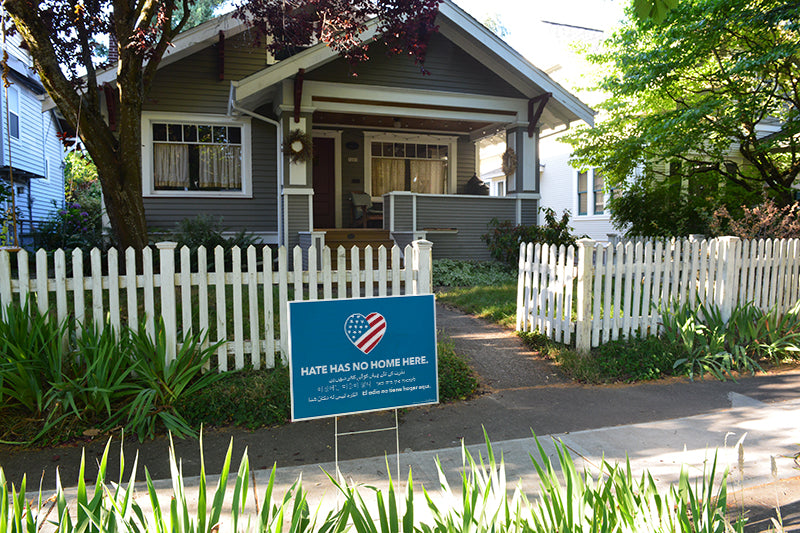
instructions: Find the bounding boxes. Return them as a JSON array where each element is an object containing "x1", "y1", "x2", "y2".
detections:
[
  {"x1": 717, "y1": 236, "x2": 741, "y2": 322},
  {"x1": 575, "y1": 238, "x2": 595, "y2": 355},
  {"x1": 412, "y1": 239, "x2": 433, "y2": 294},
  {"x1": 157, "y1": 241, "x2": 178, "y2": 363}
]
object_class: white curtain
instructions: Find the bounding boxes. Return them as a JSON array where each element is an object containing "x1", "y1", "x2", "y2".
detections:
[
  {"x1": 410, "y1": 160, "x2": 446, "y2": 194},
  {"x1": 372, "y1": 158, "x2": 406, "y2": 196},
  {"x1": 199, "y1": 145, "x2": 242, "y2": 189},
  {"x1": 154, "y1": 144, "x2": 189, "y2": 188}
]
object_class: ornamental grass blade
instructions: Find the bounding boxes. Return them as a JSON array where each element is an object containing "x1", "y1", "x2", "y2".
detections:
[
  {"x1": 209, "y1": 438, "x2": 234, "y2": 532},
  {"x1": 231, "y1": 446, "x2": 250, "y2": 533}
]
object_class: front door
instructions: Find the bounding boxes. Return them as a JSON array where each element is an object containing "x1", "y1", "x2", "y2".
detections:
[{"x1": 312, "y1": 137, "x2": 336, "y2": 228}]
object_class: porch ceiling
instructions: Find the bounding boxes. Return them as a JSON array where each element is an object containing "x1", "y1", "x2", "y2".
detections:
[{"x1": 313, "y1": 111, "x2": 494, "y2": 134}]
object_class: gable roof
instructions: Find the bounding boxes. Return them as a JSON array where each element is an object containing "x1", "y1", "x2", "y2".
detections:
[{"x1": 231, "y1": 1, "x2": 593, "y2": 130}]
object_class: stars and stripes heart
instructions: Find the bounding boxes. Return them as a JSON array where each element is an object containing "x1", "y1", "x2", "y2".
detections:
[{"x1": 344, "y1": 312, "x2": 386, "y2": 354}]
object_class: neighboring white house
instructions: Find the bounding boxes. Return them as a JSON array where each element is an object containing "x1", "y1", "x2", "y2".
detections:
[{"x1": 477, "y1": 19, "x2": 620, "y2": 241}]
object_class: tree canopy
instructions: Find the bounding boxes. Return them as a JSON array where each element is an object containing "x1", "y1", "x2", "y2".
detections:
[
  {"x1": 567, "y1": 0, "x2": 800, "y2": 236},
  {"x1": 2, "y1": 0, "x2": 439, "y2": 250}
]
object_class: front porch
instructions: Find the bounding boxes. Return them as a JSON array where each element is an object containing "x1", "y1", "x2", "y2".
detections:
[{"x1": 303, "y1": 192, "x2": 539, "y2": 262}]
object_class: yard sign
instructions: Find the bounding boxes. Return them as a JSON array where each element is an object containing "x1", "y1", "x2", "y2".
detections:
[{"x1": 288, "y1": 294, "x2": 438, "y2": 421}]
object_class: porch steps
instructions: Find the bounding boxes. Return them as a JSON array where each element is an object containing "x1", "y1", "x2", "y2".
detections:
[{"x1": 318, "y1": 229, "x2": 397, "y2": 267}]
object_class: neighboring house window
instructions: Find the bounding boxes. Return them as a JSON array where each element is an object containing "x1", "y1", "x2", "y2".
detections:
[
  {"x1": 577, "y1": 171, "x2": 588, "y2": 215},
  {"x1": 364, "y1": 132, "x2": 457, "y2": 198},
  {"x1": 497, "y1": 180, "x2": 505, "y2": 197},
  {"x1": 593, "y1": 171, "x2": 604, "y2": 215},
  {"x1": 8, "y1": 86, "x2": 19, "y2": 139},
  {"x1": 141, "y1": 113, "x2": 251, "y2": 198}
]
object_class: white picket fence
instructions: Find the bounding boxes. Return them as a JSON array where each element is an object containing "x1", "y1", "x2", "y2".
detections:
[
  {"x1": 0, "y1": 240, "x2": 433, "y2": 371},
  {"x1": 516, "y1": 236, "x2": 800, "y2": 353}
]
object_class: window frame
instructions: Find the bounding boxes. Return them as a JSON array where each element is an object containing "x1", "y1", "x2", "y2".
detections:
[
  {"x1": 8, "y1": 85, "x2": 20, "y2": 140},
  {"x1": 593, "y1": 171, "x2": 605, "y2": 215},
  {"x1": 363, "y1": 131, "x2": 458, "y2": 200},
  {"x1": 577, "y1": 170, "x2": 588, "y2": 216},
  {"x1": 141, "y1": 112, "x2": 252, "y2": 198}
]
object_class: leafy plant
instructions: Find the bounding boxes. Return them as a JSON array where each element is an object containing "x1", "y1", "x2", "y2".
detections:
[
  {"x1": 124, "y1": 322, "x2": 226, "y2": 441},
  {"x1": 595, "y1": 335, "x2": 680, "y2": 382},
  {"x1": 437, "y1": 339, "x2": 479, "y2": 401},
  {"x1": 170, "y1": 214, "x2": 261, "y2": 271},
  {"x1": 481, "y1": 207, "x2": 584, "y2": 266},
  {"x1": 711, "y1": 196, "x2": 800, "y2": 240},
  {"x1": 432, "y1": 258, "x2": 515, "y2": 287},
  {"x1": 33, "y1": 201, "x2": 104, "y2": 251}
]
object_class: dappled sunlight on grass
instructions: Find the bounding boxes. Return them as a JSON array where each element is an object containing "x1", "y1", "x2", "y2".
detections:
[{"x1": 436, "y1": 284, "x2": 517, "y2": 328}]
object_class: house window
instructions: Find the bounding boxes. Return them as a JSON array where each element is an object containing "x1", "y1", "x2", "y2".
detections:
[
  {"x1": 497, "y1": 180, "x2": 505, "y2": 197},
  {"x1": 364, "y1": 132, "x2": 457, "y2": 199},
  {"x1": 8, "y1": 86, "x2": 19, "y2": 139},
  {"x1": 577, "y1": 171, "x2": 588, "y2": 215},
  {"x1": 593, "y1": 171, "x2": 605, "y2": 215},
  {"x1": 142, "y1": 113, "x2": 251, "y2": 197},
  {"x1": 370, "y1": 141, "x2": 448, "y2": 196}
]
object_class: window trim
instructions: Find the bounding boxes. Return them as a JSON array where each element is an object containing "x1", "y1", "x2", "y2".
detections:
[
  {"x1": 575, "y1": 168, "x2": 611, "y2": 218},
  {"x1": 8, "y1": 85, "x2": 20, "y2": 140},
  {"x1": 141, "y1": 112, "x2": 252, "y2": 198},
  {"x1": 577, "y1": 170, "x2": 588, "y2": 216},
  {"x1": 363, "y1": 131, "x2": 458, "y2": 200},
  {"x1": 593, "y1": 171, "x2": 604, "y2": 215}
]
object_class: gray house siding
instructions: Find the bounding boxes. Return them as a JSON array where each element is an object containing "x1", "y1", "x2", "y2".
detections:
[
  {"x1": 305, "y1": 33, "x2": 525, "y2": 99},
  {"x1": 145, "y1": 36, "x2": 268, "y2": 114},
  {"x1": 415, "y1": 196, "x2": 516, "y2": 260},
  {"x1": 143, "y1": 119, "x2": 278, "y2": 235},
  {"x1": 521, "y1": 199, "x2": 538, "y2": 226},
  {"x1": 455, "y1": 137, "x2": 475, "y2": 193},
  {"x1": 28, "y1": 111, "x2": 66, "y2": 223},
  {"x1": 286, "y1": 195, "x2": 310, "y2": 249}
]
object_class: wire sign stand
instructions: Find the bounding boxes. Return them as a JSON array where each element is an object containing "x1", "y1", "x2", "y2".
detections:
[{"x1": 334, "y1": 409, "x2": 401, "y2": 481}]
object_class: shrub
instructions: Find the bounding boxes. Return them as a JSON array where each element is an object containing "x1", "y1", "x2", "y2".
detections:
[
  {"x1": 595, "y1": 335, "x2": 680, "y2": 382},
  {"x1": 32, "y1": 201, "x2": 104, "y2": 251},
  {"x1": 170, "y1": 214, "x2": 261, "y2": 270},
  {"x1": 432, "y1": 258, "x2": 515, "y2": 287},
  {"x1": 711, "y1": 196, "x2": 800, "y2": 239},
  {"x1": 481, "y1": 207, "x2": 583, "y2": 266}
]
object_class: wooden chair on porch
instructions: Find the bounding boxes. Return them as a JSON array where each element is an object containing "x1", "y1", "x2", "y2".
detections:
[{"x1": 349, "y1": 191, "x2": 383, "y2": 228}]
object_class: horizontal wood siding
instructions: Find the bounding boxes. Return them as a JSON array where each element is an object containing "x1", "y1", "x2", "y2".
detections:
[
  {"x1": 286, "y1": 195, "x2": 310, "y2": 248},
  {"x1": 416, "y1": 196, "x2": 516, "y2": 260},
  {"x1": 223, "y1": 30, "x2": 271, "y2": 80},
  {"x1": 392, "y1": 195, "x2": 414, "y2": 231},
  {"x1": 521, "y1": 199, "x2": 538, "y2": 226},
  {"x1": 143, "y1": 120, "x2": 278, "y2": 234},
  {"x1": 305, "y1": 33, "x2": 525, "y2": 98},
  {"x1": 145, "y1": 36, "x2": 269, "y2": 115}
]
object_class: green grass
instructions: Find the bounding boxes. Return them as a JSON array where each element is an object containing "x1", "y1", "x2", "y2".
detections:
[
  {"x1": 437, "y1": 284, "x2": 518, "y2": 327},
  {"x1": 437, "y1": 338, "x2": 479, "y2": 401}
]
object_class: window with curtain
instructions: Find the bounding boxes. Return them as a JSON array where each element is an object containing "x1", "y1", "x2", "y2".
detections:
[
  {"x1": 370, "y1": 141, "x2": 448, "y2": 196},
  {"x1": 152, "y1": 122, "x2": 242, "y2": 191},
  {"x1": 577, "y1": 171, "x2": 588, "y2": 215},
  {"x1": 593, "y1": 171, "x2": 605, "y2": 215}
]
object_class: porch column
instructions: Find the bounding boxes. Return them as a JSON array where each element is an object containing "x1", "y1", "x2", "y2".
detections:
[
  {"x1": 279, "y1": 109, "x2": 315, "y2": 248},
  {"x1": 506, "y1": 126, "x2": 539, "y2": 195}
]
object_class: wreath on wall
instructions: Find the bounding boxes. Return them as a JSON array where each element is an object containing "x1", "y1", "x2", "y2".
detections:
[
  {"x1": 283, "y1": 129, "x2": 313, "y2": 164},
  {"x1": 502, "y1": 147, "x2": 518, "y2": 176}
]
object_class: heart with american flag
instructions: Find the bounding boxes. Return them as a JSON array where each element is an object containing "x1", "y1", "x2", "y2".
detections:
[{"x1": 344, "y1": 312, "x2": 387, "y2": 354}]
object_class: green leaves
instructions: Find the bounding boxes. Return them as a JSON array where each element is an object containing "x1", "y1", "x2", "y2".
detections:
[{"x1": 568, "y1": 0, "x2": 800, "y2": 235}]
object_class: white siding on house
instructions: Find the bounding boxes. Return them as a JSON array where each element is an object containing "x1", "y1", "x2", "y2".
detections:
[{"x1": 538, "y1": 134, "x2": 617, "y2": 241}]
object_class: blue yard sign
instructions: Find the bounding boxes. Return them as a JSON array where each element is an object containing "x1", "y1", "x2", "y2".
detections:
[{"x1": 288, "y1": 294, "x2": 438, "y2": 421}]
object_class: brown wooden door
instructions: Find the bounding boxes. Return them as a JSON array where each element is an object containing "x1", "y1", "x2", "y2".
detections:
[{"x1": 312, "y1": 137, "x2": 336, "y2": 228}]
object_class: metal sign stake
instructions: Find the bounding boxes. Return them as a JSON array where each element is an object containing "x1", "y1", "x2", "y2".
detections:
[{"x1": 335, "y1": 409, "x2": 400, "y2": 483}]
